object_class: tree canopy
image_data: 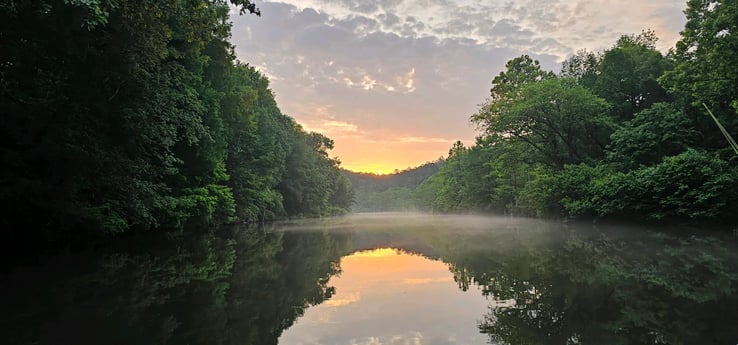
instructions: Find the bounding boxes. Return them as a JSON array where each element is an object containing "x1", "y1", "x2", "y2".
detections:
[
  {"x1": 0, "y1": 0, "x2": 353, "y2": 263},
  {"x1": 411, "y1": 18, "x2": 738, "y2": 224}
]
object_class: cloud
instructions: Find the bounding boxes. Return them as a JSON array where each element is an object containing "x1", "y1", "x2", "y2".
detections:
[
  {"x1": 400, "y1": 67, "x2": 415, "y2": 92},
  {"x1": 256, "y1": 0, "x2": 685, "y2": 58},
  {"x1": 303, "y1": 119, "x2": 359, "y2": 133},
  {"x1": 397, "y1": 136, "x2": 454, "y2": 144},
  {"x1": 403, "y1": 277, "x2": 454, "y2": 285},
  {"x1": 348, "y1": 333, "x2": 425, "y2": 345},
  {"x1": 324, "y1": 292, "x2": 361, "y2": 307}
]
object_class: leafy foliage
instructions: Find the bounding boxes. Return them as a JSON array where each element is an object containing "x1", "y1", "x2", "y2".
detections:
[
  {"x1": 661, "y1": 0, "x2": 738, "y2": 140},
  {"x1": 0, "y1": 0, "x2": 352, "y2": 262},
  {"x1": 345, "y1": 160, "x2": 442, "y2": 212},
  {"x1": 414, "y1": 17, "x2": 738, "y2": 225},
  {"x1": 607, "y1": 103, "x2": 699, "y2": 169}
]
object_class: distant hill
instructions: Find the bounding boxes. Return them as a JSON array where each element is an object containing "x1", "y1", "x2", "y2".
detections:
[{"x1": 343, "y1": 160, "x2": 443, "y2": 212}]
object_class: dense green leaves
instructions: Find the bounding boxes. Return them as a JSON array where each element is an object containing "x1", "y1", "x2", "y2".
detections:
[
  {"x1": 0, "y1": 0, "x2": 352, "y2": 261},
  {"x1": 593, "y1": 31, "x2": 671, "y2": 120},
  {"x1": 488, "y1": 78, "x2": 612, "y2": 167},
  {"x1": 662, "y1": 0, "x2": 738, "y2": 137},
  {"x1": 607, "y1": 103, "x2": 699, "y2": 169},
  {"x1": 415, "y1": 17, "x2": 738, "y2": 224}
]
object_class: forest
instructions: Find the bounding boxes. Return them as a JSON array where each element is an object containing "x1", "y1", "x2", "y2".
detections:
[
  {"x1": 0, "y1": 0, "x2": 353, "y2": 264},
  {"x1": 343, "y1": 160, "x2": 442, "y2": 212},
  {"x1": 2, "y1": 0, "x2": 738, "y2": 267},
  {"x1": 386, "y1": 3, "x2": 738, "y2": 224}
]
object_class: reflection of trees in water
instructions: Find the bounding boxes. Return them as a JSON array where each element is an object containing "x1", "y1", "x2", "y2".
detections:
[
  {"x1": 4, "y1": 227, "x2": 351, "y2": 345},
  {"x1": 314, "y1": 223, "x2": 738, "y2": 345},
  {"x1": 5, "y1": 234, "x2": 237, "y2": 345},
  {"x1": 224, "y1": 228, "x2": 350, "y2": 345},
  {"x1": 438, "y1": 226, "x2": 738, "y2": 345},
  {"x1": 5, "y1": 219, "x2": 738, "y2": 345}
]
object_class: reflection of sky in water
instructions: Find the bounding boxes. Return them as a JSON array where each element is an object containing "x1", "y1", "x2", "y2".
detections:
[{"x1": 279, "y1": 248, "x2": 490, "y2": 345}]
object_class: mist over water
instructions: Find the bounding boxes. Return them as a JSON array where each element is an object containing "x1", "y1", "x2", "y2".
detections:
[
  {"x1": 273, "y1": 213, "x2": 738, "y2": 344},
  {"x1": 4, "y1": 213, "x2": 738, "y2": 345}
]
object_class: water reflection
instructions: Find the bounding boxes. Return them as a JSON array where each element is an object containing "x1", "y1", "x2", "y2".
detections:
[
  {"x1": 278, "y1": 248, "x2": 488, "y2": 345},
  {"x1": 470, "y1": 227, "x2": 738, "y2": 345},
  {"x1": 4, "y1": 230, "x2": 348, "y2": 345},
  {"x1": 2, "y1": 213, "x2": 737, "y2": 345}
]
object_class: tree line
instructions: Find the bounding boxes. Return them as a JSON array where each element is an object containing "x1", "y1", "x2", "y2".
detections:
[
  {"x1": 343, "y1": 160, "x2": 443, "y2": 212},
  {"x1": 413, "y1": 1, "x2": 738, "y2": 224},
  {"x1": 0, "y1": 0, "x2": 353, "y2": 261}
]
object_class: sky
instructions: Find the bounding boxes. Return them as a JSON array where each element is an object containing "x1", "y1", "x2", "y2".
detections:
[{"x1": 229, "y1": 0, "x2": 688, "y2": 173}]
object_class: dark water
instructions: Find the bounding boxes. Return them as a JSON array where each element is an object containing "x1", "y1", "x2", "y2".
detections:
[{"x1": 3, "y1": 213, "x2": 738, "y2": 345}]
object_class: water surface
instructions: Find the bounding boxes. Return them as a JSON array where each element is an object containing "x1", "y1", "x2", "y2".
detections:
[
  {"x1": 278, "y1": 248, "x2": 488, "y2": 345},
  {"x1": 3, "y1": 213, "x2": 738, "y2": 345}
]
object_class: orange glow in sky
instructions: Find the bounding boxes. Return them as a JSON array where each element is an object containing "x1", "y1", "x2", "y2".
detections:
[
  {"x1": 329, "y1": 136, "x2": 453, "y2": 173},
  {"x1": 301, "y1": 126, "x2": 464, "y2": 173}
]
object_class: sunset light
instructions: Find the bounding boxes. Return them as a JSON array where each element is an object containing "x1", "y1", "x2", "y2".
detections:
[{"x1": 331, "y1": 140, "x2": 452, "y2": 173}]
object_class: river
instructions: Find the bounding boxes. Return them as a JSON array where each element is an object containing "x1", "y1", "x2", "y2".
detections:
[{"x1": 3, "y1": 213, "x2": 737, "y2": 344}]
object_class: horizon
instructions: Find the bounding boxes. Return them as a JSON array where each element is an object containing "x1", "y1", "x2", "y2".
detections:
[{"x1": 342, "y1": 158, "x2": 443, "y2": 175}]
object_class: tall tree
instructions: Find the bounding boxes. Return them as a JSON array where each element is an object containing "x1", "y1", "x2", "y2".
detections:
[
  {"x1": 472, "y1": 55, "x2": 555, "y2": 132},
  {"x1": 594, "y1": 30, "x2": 671, "y2": 120},
  {"x1": 475, "y1": 78, "x2": 611, "y2": 168},
  {"x1": 560, "y1": 49, "x2": 600, "y2": 88},
  {"x1": 661, "y1": 0, "x2": 738, "y2": 149}
]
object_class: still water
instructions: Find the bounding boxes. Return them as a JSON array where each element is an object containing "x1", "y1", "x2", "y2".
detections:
[
  {"x1": 279, "y1": 247, "x2": 489, "y2": 345},
  {"x1": 3, "y1": 213, "x2": 738, "y2": 345}
]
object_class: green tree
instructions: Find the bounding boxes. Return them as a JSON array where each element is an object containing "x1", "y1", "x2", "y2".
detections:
[
  {"x1": 472, "y1": 55, "x2": 555, "y2": 132},
  {"x1": 279, "y1": 129, "x2": 349, "y2": 217},
  {"x1": 661, "y1": 0, "x2": 738, "y2": 141},
  {"x1": 594, "y1": 30, "x2": 672, "y2": 120},
  {"x1": 0, "y1": 0, "x2": 353, "y2": 263},
  {"x1": 561, "y1": 49, "x2": 601, "y2": 88},
  {"x1": 477, "y1": 78, "x2": 612, "y2": 168},
  {"x1": 607, "y1": 102, "x2": 700, "y2": 169}
]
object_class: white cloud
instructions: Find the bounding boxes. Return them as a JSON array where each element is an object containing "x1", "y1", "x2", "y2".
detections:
[
  {"x1": 397, "y1": 136, "x2": 454, "y2": 144},
  {"x1": 261, "y1": 0, "x2": 685, "y2": 59},
  {"x1": 400, "y1": 67, "x2": 415, "y2": 92},
  {"x1": 361, "y1": 74, "x2": 378, "y2": 90},
  {"x1": 403, "y1": 277, "x2": 454, "y2": 285},
  {"x1": 347, "y1": 333, "x2": 425, "y2": 345},
  {"x1": 324, "y1": 292, "x2": 361, "y2": 306}
]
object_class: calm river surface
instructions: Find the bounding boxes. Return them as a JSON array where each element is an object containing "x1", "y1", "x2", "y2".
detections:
[{"x1": 3, "y1": 213, "x2": 738, "y2": 345}]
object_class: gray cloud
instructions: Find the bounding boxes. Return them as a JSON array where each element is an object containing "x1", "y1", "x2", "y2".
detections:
[{"x1": 230, "y1": 0, "x2": 686, "y2": 171}]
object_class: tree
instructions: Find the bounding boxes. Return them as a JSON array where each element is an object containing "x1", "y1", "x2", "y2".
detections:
[
  {"x1": 0, "y1": 0, "x2": 353, "y2": 262},
  {"x1": 476, "y1": 78, "x2": 612, "y2": 168},
  {"x1": 561, "y1": 49, "x2": 600, "y2": 88},
  {"x1": 593, "y1": 30, "x2": 672, "y2": 120},
  {"x1": 471, "y1": 55, "x2": 555, "y2": 131},
  {"x1": 661, "y1": 0, "x2": 738, "y2": 144},
  {"x1": 430, "y1": 142, "x2": 497, "y2": 212},
  {"x1": 607, "y1": 102, "x2": 700, "y2": 169},
  {"x1": 279, "y1": 128, "x2": 349, "y2": 217}
]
